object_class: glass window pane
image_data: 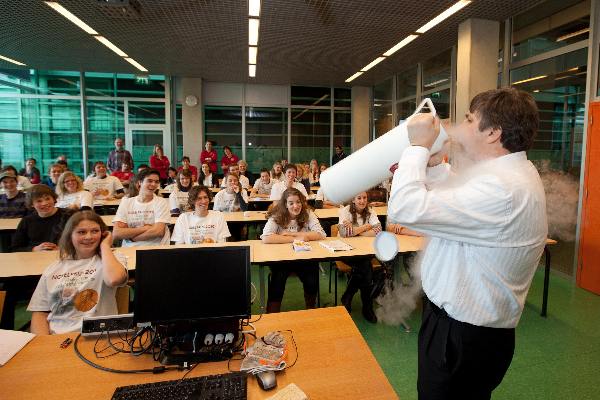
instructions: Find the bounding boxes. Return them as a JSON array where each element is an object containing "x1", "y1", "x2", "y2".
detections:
[
  {"x1": 176, "y1": 104, "x2": 183, "y2": 164},
  {"x1": 429, "y1": 90, "x2": 451, "y2": 120},
  {"x1": 204, "y1": 106, "x2": 243, "y2": 170},
  {"x1": 373, "y1": 78, "x2": 393, "y2": 138},
  {"x1": 397, "y1": 67, "x2": 418, "y2": 99},
  {"x1": 245, "y1": 107, "x2": 287, "y2": 173},
  {"x1": 290, "y1": 108, "x2": 330, "y2": 163},
  {"x1": 334, "y1": 88, "x2": 351, "y2": 107},
  {"x1": 511, "y1": 0, "x2": 589, "y2": 62},
  {"x1": 396, "y1": 99, "x2": 417, "y2": 125},
  {"x1": 0, "y1": 69, "x2": 80, "y2": 95},
  {"x1": 132, "y1": 129, "x2": 163, "y2": 164},
  {"x1": 333, "y1": 110, "x2": 352, "y2": 165},
  {"x1": 87, "y1": 100, "x2": 125, "y2": 169},
  {"x1": 422, "y1": 49, "x2": 452, "y2": 92},
  {"x1": 84, "y1": 72, "x2": 165, "y2": 98},
  {"x1": 291, "y1": 86, "x2": 331, "y2": 106},
  {"x1": 128, "y1": 101, "x2": 165, "y2": 124}
]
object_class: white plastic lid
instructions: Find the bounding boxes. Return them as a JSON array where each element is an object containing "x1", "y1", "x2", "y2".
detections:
[{"x1": 374, "y1": 231, "x2": 399, "y2": 262}]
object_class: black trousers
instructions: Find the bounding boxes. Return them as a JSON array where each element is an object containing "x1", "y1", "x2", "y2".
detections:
[
  {"x1": 268, "y1": 262, "x2": 319, "y2": 302},
  {"x1": 418, "y1": 297, "x2": 515, "y2": 400}
]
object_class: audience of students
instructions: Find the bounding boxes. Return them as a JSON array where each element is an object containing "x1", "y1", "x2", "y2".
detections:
[
  {"x1": 19, "y1": 158, "x2": 41, "y2": 184},
  {"x1": 55, "y1": 171, "x2": 93, "y2": 211},
  {"x1": 213, "y1": 173, "x2": 249, "y2": 212},
  {"x1": 270, "y1": 164, "x2": 308, "y2": 203},
  {"x1": 0, "y1": 171, "x2": 28, "y2": 218},
  {"x1": 28, "y1": 210, "x2": 128, "y2": 335},
  {"x1": 261, "y1": 188, "x2": 326, "y2": 313},
  {"x1": 169, "y1": 169, "x2": 194, "y2": 215},
  {"x1": 112, "y1": 169, "x2": 171, "y2": 247},
  {"x1": 171, "y1": 185, "x2": 231, "y2": 244},
  {"x1": 84, "y1": 161, "x2": 125, "y2": 200}
]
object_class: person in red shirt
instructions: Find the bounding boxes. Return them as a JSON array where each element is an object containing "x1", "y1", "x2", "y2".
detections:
[
  {"x1": 111, "y1": 161, "x2": 135, "y2": 187},
  {"x1": 200, "y1": 140, "x2": 218, "y2": 175},
  {"x1": 177, "y1": 156, "x2": 198, "y2": 183},
  {"x1": 149, "y1": 144, "x2": 170, "y2": 184},
  {"x1": 220, "y1": 146, "x2": 239, "y2": 176}
]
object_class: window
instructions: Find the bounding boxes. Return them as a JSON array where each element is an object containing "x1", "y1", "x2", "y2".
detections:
[
  {"x1": 373, "y1": 78, "x2": 393, "y2": 138},
  {"x1": 290, "y1": 108, "x2": 330, "y2": 164},
  {"x1": 334, "y1": 88, "x2": 351, "y2": 107},
  {"x1": 245, "y1": 107, "x2": 287, "y2": 172},
  {"x1": 422, "y1": 49, "x2": 452, "y2": 93},
  {"x1": 84, "y1": 72, "x2": 165, "y2": 98},
  {"x1": 175, "y1": 104, "x2": 183, "y2": 163},
  {"x1": 204, "y1": 106, "x2": 243, "y2": 169},
  {"x1": 86, "y1": 100, "x2": 125, "y2": 168},
  {"x1": 333, "y1": 110, "x2": 352, "y2": 163},
  {"x1": 291, "y1": 86, "x2": 331, "y2": 106}
]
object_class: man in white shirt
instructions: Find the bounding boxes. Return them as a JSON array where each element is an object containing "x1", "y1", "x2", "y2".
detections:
[
  {"x1": 388, "y1": 88, "x2": 547, "y2": 399},
  {"x1": 269, "y1": 164, "x2": 308, "y2": 203},
  {"x1": 112, "y1": 168, "x2": 171, "y2": 247}
]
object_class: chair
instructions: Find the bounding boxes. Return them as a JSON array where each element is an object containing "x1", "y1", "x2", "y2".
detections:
[
  {"x1": 115, "y1": 286, "x2": 130, "y2": 314},
  {"x1": 0, "y1": 291, "x2": 6, "y2": 322}
]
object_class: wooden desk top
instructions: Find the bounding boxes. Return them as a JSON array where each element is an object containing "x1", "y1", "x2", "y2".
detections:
[
  {"x1": 0, "y1": 307, "x2": 398, "y2": 400},
  {"x1": 313, "y1": 206, "x2": 388, "y2": 220}
]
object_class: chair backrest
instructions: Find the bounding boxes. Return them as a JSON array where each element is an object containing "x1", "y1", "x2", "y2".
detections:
[
  {"x1": 115, "y1": 286, "x2": 130, "y2": 314},
  {"x1": 331, "y1": 224, "x2": 339, "y2": 237},
  {"x1": 0, "y1": 291, "x2": 5, "y2": 322}
]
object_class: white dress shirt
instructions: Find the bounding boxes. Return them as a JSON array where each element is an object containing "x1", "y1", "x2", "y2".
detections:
[{"x1": 388, "y1": 146, "x2": 548, "y2": 328}]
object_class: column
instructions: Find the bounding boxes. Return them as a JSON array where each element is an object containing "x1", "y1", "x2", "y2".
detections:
[
  {"x1": 351, "y1": 86, "x2": 371, "y2": 152},
  {"x1": 181, "y1": 77, "x2": 203, "y2": 168}
]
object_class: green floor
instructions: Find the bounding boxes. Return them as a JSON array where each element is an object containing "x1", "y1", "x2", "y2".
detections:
[{"x1": 14, "y1": 264, "x2": 600, "y2": 399}]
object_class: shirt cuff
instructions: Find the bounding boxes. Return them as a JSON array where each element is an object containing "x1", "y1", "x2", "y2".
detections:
[{"x1": 399, "y1": 146, "x2": 430, "y2": 168}]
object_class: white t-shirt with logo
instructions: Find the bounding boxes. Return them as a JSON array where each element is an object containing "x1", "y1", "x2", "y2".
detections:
[
  {"x1": 168, "y1": 188, "x2": 192, "y2": 213},
  {"x1": 113, "y1": 195, "x2": 171, "y2": 247},
  {"x1": 260, "y1": 211, "x2": 325, "y2": 239},
  {"x1": 27, "y1": 254, "x2": 127, "y2": 334},
  {"x1": 56, "y1": 190, "x2": 94, "y2": 209},
  {"x1": 337, "y1": 205, "x2": 381, "y2": 237},
  {"x1": 221, "y1": 175, "x2": 249, "y2": 189},
  {"x1": 171, "y1": 210, "x2": 231, "y2": 244},
  {"x1": 253, "y1": 179, "x2": 273, "y2": 195},
  {"x1": 269, "y1": 181, "x2": 308, "y2": 201},
  {"x1": 84, "y1": 175, "x2": 124, "y2": 199},
  {"x1": 213, "y1": 190, "x2": 249, "y2": 212}
]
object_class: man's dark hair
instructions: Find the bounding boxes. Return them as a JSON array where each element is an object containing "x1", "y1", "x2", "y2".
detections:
[
  {"x1": 469, "y1": 88, "x2": 539, "y2": 153},
  {"x1": 137, "y1": 168, "x2": 160, "y2": 182},
  {"x1": 182, "y1": 156, "x2": 190, "y2": 162},
  {"x1": 27, "y1": 184, "x2": 57, "y2": 207},
  {"x1": 284, "y1": 164, "x2": 297, "y2": 173},
  {"x1": 260, "y1": 168, "x2": 269, "y2": 174}
]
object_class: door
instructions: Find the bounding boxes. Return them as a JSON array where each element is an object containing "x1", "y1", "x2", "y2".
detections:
[
  {"x1": 126, "y1": 124, "x2": 167, "y2": 168},
  {"x1": 577, "y1": 102, "x2": 600, "y2": 294}
]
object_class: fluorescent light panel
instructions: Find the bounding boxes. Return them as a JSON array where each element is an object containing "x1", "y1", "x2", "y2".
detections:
[
  {"x1": 416, "y1": 0, "x2": 472, "y2": 34},
  {"x1": 556, "y1": 28, "x2": 589, "y2": 42},
  {"x1": 44, "y1": 1, "x2": 98, "y2": 35},
  {"x1": 345, "y1": 71, "x2": 363, "y2": 83},
  {"x1": 0, "y1": 54, "x2": 26, "y2": 66},
  {"x1": 249, "y1": 18, "x2": 260, "y2": 46},
  {"x1": 383, "y1": 34, "x2": 418, "y2": 57},
  {"x1": 512, "y1": 75, "x2": 547, "y2": 85},
  {"x1": 95, "y1": 36, "x2": 128, "y2": 57},
  {"x1": 249, "y1": 64, "x2": 256, "y2": 77},
  {"x1": 249, "y1": 46, "x2": 257, "y2": 64},
  {"x1": 124, "y1": 57, "x2": 148, "y2": 72},
  {"x1": 249, "y1": 0, "x2": 261, "y2": 17},
  {"x1": 361, "y1": 56, "x2": 386, "y2": 72}
]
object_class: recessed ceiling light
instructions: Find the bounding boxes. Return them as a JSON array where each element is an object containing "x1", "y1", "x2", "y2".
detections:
[
  {"x1": 249, "y1": 65, "x2": 256, "y2": 77},
  {"x1": 361, "y1": 57, "x2": 386, "y2": 72},
  {"x1": 0, "y1": 54, "x2": 26, "y2": 66},
  {"x1": 249, "y1": 46, "x2": 258, "y2": 65},
  {"x1": 345, "y1": 71, "x2": 363, "y2": 83},
  {"x1": 95, "y1": 36, "x2": 128, "y2": 57},
  {"x1": 124, "y1": 57, "x2": 148, "y2": 72},
  {"x1": 249, "y1": 0, "x2": 261, "y2": 17},
  {"x1": 383, "y1": 35, "x2": 419, "y2": 57},
  {"x1": 512, "y1": 75, "x2": 547, "y2": 85},
  {"x1": 249, "y1": 18, "x2": 260, "y2": 46},
  {"x1": 44, "y1": 1, "x2": 98, "y2": 35},
  {"x1": 416, "y1": 0, "x2": 472, "y2": 34}
]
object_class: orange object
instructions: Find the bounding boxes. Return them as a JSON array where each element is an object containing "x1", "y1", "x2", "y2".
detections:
[{"x1": 577, "y1": 101, "x2": 600, "y2": 294}]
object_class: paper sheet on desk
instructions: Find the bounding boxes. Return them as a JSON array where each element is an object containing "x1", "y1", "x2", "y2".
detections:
[{"x1": 0, "y1": 329, "x2": 35, "y2": 366}]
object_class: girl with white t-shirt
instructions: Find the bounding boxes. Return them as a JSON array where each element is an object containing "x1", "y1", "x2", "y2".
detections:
[
  {"x1": 338, "y1": 191, "x2": 382, "y2": 323},
  {"x1": 84, "y1": 161, "x2": 125, "y2": 200},
  {"x1": 28, "y1": 210, "x2": 128, "y2": 335},
  {"x1": 55, "y1": 171, "x2": 93, "y2": 210},
  {"x1": 213, "y1": 174, "x2": 248, "y2": 212},
  {"x1": 172, "y1": 185, "x2": 231, "y2": 244},
  {"x1": 261, "y1": 188, "x2": 326, "y2": 313},
  {"x1": 250, "y1": 169, "x2": 273, "y2": 198},
  {"x1": 199, "y1": 162, "x2": 218, "y2": 188},
  {"x1": 168, "y1": 169, "x2": 194, "y2": 215},
  {"x1": 270, "y1": 162, "x2": 284, "y2": 183}
]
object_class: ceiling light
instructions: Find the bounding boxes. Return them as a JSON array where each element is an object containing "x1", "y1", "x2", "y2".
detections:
[
  {"x1": 424, "y1": 78, "x2": 449, "y2": 88},
  {"x1": 44, "y1": 1, "x2": 98, "y2": 35},
  {"x1": 249, "y1": 18, "x2": 260, "y2": 46},
  {"x1": 361, "y1": 57, "x2": 386, "y2": 72},
  {"x1": 95, "y1": 36, "x2": 128, "y2": 57},
  {"x1": 249, "y1": 0, "x2": 261, "y2": 17},
  {"x1": 345, "y1": 71, "x2": 363, "y2": 83},
  {"x1": 0, "y1": 54, "x2": 26, "y2": 66},
  {"x1": 249, "y1": 64, "x2": 256, "y2": 77},
  {"x1": 533, "y1": 89, "x2": 540, "y2": 93},
  {"x1": 249, "y1": 46, "x2": 257, "y2": 64},
  {"x1": 124, "y1": 57, "x2": 148, "y2": 72},
  {"x1": 512, "y1": 75, "x2": 547, "y2": 85},
  {"x1": 383, "y1": 34, "x2": 419, "y2": 57},
  {"x1": 416, "y1": 0, "x2": 472, "y2": 34},
  {"x1": 556, "y1": 28, "x2": 589, "y2": 42}
]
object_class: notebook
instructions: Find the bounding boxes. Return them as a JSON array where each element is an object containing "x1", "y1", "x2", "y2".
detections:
[
  {"x1": 319, "y1": 240, "x2": 354, "y2": 252},
  {"x1": 0, "y1": 329, "x2": 36, "y2": 366}
]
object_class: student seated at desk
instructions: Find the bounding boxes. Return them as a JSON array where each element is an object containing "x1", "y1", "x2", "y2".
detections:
[
  {"x1": 270, "y1": 161, "x2": 284, "y2": 183},
  {"x1": 213, "y1": 173, "x2": 249, "y2": 212},
  {"x1": 169, "y1": 169, "x2": 195, "y2": 216},
  {"x1": 55, "y1": 171, "x2": 93, "y2": 211},
  {"x1": 250, "y1": 168, "x2": 273, "y2": 198},
  {"x1": 28, "y1": 211, "x2": 128, "y2": 335},
  {"x1": 41, "y1": 163, "x2": 65, "y2": 192},
  {"x1": 338, "y1": 191, "x2": 382, "y2": 323},
  {"x1": 221, "y1": 164, "x2": 249, "y2": 190},
  {"x1": 111, "y1": 161, "x2": 135, "y2": 187},
  {"x1": 3, "y1": 165, "x2": 33, "y2": 191},
  {"x1": 0, "y1": 170, "x2": 28, "y2": 218},
  {"x1": 314, "y1": 187, "x2": 339, "y2": 209},
  {"x1": 199, "y1": 162, "x2": 219, "y2": 188},
  {"x1": 112, "y1": 168, "x2": 171, "y2": 247},
  {"x1": 11, "y1": 185, "x2": 74, "y2": 252},
  {"x1": 261, "y1": 188, "x2": 326, "y2": 313},
  {"x1": 172, "y1": 185, "x2": 231, "y2": 244},
  {"x1": 269, "y1": 164, "x2": 308, "y2": 204},
  {"x1": 84, "y1": 161, "x2": 125, "y2": 200}
]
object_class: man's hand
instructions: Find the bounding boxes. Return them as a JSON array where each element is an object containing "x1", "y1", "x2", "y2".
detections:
[
  {"x1": 407, "y1": 113, "x2": 440, "y2": 150},
  {"x1": 428, "y1": 139, "x2": 451, "y2": 167},
  {"x1": 33, "y1": 242, "x2": 58, "y2": 252}
]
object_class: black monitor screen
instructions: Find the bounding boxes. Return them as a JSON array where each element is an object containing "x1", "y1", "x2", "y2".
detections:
[{"x1": 133, "y1": 246, "x2": 251, "y2": 324}]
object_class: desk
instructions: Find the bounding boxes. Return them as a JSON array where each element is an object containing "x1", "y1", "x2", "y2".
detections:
[
  {"x1": 313, "y1": 206, "x2": 388, "y2": 220},
  {"x1": 98, "y1": 211, "x2": 268, "y2": 227},
  {"x1": 0, "y1": 307, "x2": 398, "y2": 400}
]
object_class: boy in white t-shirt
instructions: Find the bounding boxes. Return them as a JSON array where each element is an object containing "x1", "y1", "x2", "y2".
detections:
[
  {"x1": 269, "y1": 164, "x2": 308, "y2": 203},
  {"x1": 172, "y1": 185, "x2": 231, "y2": 244},
  {"x1": 250, "y1": 168, "x2": 273, "y2": 198},
  {"x1": 84, "y1": 161, "x2": 125, "y2": 200},
  {"x1": 213, "y1": 174, "x2": 249, "y2": 212},
  {"x1": 112, "y1": 169, "x2": 171, "y2": 247}
]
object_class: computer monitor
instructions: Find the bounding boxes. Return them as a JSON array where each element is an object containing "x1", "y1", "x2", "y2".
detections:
[{"x1": 133, "y1": 246, "x2": 251, "y2": 324}]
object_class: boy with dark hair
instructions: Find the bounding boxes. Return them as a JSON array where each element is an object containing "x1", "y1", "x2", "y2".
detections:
[{"x1": 0, "y1": 171, "x2": 28, "y2": 218}]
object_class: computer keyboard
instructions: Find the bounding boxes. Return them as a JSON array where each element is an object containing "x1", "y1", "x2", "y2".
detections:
[{"x1": 111, "y1": 371, "x2": 247, "y2": 400}]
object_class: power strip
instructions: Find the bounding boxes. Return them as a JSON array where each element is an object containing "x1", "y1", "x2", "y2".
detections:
[{"x1": 81, "y1": 313, "x2": 135, "y2": 336}]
